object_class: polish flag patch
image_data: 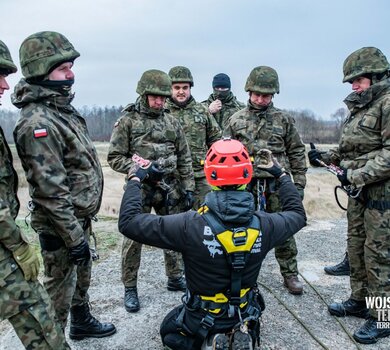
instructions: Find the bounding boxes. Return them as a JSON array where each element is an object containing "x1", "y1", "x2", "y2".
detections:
[{"x1": 33, "y1": 128, "x2": 48, "y2": 138}]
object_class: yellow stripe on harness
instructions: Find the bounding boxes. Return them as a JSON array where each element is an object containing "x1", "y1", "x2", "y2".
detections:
[
  {"x1": 216, "y1": 228, "x2": 259, "y2": 253},
  {"x1": 200, "y1": 288, "x2": 251, "y2": 314}
]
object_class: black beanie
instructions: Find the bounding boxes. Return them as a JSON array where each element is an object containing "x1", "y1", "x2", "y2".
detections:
[{"x1": 212, "y1": 73, "x2": 231, "y2": 89}]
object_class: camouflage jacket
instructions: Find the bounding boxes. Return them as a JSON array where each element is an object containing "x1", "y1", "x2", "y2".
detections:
[
  {"x1": 107, "y1": 97, "x2": 195, "y2": 191},
  {"x1": 323, "y1": 78, "x2": 390, "y2": 189},
  {"x1": 166, "y1": 96, "x2": 221, "y2": 178},
  {"x1": 12, "y1": 79, "x2": 103, "y2": 248},
  {"x1": 224, "y1": 102, "x2": 307, "y2": 188},
  {"x1": 0, "y1": 127, "x2": 26, "y2": 262},
  {"x1": 202, "y1": 92, "x2": 245, "y2": 129}
]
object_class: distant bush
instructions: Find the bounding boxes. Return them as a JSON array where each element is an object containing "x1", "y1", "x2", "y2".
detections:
[{"x1": 1, "y1": 106, "x2": 345, "y2": 144}]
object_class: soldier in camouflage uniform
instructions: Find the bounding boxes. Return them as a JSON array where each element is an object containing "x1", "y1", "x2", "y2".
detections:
[
  {"x1": 224, "y1": 66, "x2": 307, "y2": 295},
  {"x1": 202, "y1": 73, "x2": 245, "y2": 129},
  {"x1": 0, "y1": 39, "x2": 70, "y2": 350},
  {"x1": 12, "y1": 31, "x2": 116, "y2": 340},
  {"x1": 166, "y1": 66, "x2": 221, "y2": 209},
  {"x1": 309, "y1": 47, "x2": 390, "y2": 344},
  {"x1": 107, "y1": 69, "x2": 195, "y2": 313}
]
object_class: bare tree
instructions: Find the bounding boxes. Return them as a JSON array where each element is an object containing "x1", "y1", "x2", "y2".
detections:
[{"x1": 331, "y1": 107, "x2": 347, "y2": 141}]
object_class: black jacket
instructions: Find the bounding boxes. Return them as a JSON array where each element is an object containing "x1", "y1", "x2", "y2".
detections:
[{"x1": 119, "y1": 175, "x2": 306, "y2": 296}]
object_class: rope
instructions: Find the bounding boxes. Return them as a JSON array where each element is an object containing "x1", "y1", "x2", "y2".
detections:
[
  {"x1": 298, "y1": 272, "x2": 363, "y2": 350},
  {"x1": 258, "y1": 281, "x2": 330, "y2": 350}
]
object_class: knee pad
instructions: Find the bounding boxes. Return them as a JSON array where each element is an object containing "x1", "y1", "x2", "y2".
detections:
[{"x1": 163, "y1": 333, "x2": 194, "y2": 350}]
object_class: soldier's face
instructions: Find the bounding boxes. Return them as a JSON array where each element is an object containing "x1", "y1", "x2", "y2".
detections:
[
  {"x1": 48, "y1": 62, "x2": 75, "y2": 81},
  {"x1": 0, "y1": 74, "x2": 10, "y2": 105},
  {"x1": 351, "y1": 76, "x2": 371, "y2": 93},
  {"x1": 171, "y1": 83, "x2": 191, "y2": 104},
  {"x1": 250, "y1": 92, "x2": 273, "y2": 107},
  {"x1": 147, "y1": 95, "x2": 166, "y2": 109}
]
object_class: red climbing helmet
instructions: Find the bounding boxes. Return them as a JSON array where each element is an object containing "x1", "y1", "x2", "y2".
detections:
[{"x1": 204, "y1": 138, "x2": 253, "y2": 186}]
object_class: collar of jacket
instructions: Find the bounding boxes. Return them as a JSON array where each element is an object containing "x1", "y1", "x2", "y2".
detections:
[
  {"x1": 138, "y1": 95, "x2": 168, "y2": 119},
  {"x1": 344, "y1": 78, "x2": 390, "y2": 113},
  {"x1": 11, "y1": 78, "x2": 74, "y2": 111},
  {"x1": 247, "y1": 100, "x2": 273, "y2": 115},
  {"x1": 204, "y1": 190, "x2": 255, "y2": 225},
  {"x1": 208, "y1": 91, "x2": 235, "y2": 104}
]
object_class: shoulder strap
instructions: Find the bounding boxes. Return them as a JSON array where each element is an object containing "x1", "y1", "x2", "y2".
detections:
[{"x1": 201, "y1": 209, "x2": 261, "y2": 305}]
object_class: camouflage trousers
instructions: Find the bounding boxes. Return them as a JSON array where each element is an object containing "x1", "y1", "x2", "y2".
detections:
[
  {"x1": 347, "y1": 197, "x2": 390, "y2": 318},
  {"x1": 122, "y1": 181, "x2": 184, "y2": 288},
  {"x1": 192, "y1": 176, "x2": 211, "y2": 210},
  {"x1": 1, "y1": 256, "x2": 70, "y2": 349},
  {"x1": 32, "y1": 211, "x2": 92, "y2": 328},
  {"x1": 249, "y1": 178, "x2": 299, "y2": 276}
]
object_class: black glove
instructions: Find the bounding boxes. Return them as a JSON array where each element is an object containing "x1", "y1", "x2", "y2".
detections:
[
  {"x1": 308, "y1": 143, "x2": 322, "y2": 167},
  {"x1": 69, "y1": 240, "x2": 91, "y2": 266},
  {"x1": 147, "y1": 162, "x2": 164, "y2": 183},
  {"x1": 337, "y1": 167, "x2": 351, "y2": 186},
  {"x1": 257, "y1": 149, "x2": 285, "y2": 178},
  {"x1": 183, "y1": 191, "x2": 195, "y2": 211},
  {"x1": 128, "y1": 162, "x2": 164, "y2": 182}
]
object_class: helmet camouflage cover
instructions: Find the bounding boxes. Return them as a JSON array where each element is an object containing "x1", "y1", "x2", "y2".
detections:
[
  {"x1": 136, "y1": 69, "x2": 172, "y2": 96},
  {"x1": 0, "y1": 40, "x2": 17, "y2": 74},
  {"x1": 343, "y1": 47, "x2": 390, "y2": 83},
  {"x1": 245, "y1": 66, "x2": 280, "y2": 94},
  {"x1": 168, "y1": 66, "x2": 194, "y2": 86},
  {"x1": 19, "y1": 31, "x2": 80, "y2": 79}
]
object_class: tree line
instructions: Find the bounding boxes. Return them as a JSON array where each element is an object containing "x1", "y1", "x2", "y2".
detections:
[{"x1": 0, "y1": 105, "x2": 347, "y2": 144}]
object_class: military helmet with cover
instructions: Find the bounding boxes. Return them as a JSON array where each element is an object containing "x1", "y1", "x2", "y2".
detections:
[
  {"x1": 136, "y1": 69, "x2": 172, "y2": 96},
  {"x1": 343, "y1": 47, "x2": 390, "y2": 83},
  {"x1": 245, "y1": 66, "x2": 280, "y2": 94},
  {"x1": 19, "y1": 31, "x2": 80, "y2": 80},
  {"x1": 0, "y1": 40, "x2": 17, "y2": 74},
  {"x1": 168, "y1": 66, "x2": 194, "y2": 87}
]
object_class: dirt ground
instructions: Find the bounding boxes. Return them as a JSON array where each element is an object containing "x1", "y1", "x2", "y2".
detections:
[
  {"x1": 1, "y1": 152, "x2": 389, "y2": 349},
  {"x1": 3, "y1": 217, "x2": 390, "y2": 350}
]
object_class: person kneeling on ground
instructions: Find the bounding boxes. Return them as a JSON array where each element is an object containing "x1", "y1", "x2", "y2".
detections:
[{"x1": 118, "y1": 138, "x2": 306, "y2": 350}]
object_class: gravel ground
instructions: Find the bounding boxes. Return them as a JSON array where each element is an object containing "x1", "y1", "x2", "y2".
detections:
[{"x1": 1, "y1": 218, "x2": 390, "y2": 350}]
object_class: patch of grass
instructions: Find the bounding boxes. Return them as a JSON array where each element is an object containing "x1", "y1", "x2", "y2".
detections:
[
  {"x1": 92, "y1": 218, "x2": 121, "y2": 260},
  {"x1": 15, "y1": 217, "x2": 121, "y2": 266}
]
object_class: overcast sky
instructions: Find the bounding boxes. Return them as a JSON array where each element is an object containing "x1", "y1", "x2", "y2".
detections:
[{"x1": 1, "y1": 0, "x2": 389, "y2": 119}]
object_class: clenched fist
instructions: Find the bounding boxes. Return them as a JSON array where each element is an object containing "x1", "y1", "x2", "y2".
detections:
[{"x1": 208, "y1": 100, "x2": 222, "y2": 114}]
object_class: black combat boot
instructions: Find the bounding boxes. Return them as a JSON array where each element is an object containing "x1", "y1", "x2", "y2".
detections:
[
  {"x1": 167, "y1": 276, "x2": 186, "y2": 292},
  {"x1": 69, "y1": 303, "x2": 116, "y2": 340},
  {"x1": 328, "y1": 298, "x2": 369, "y2": 319},
  {"x1": 324, "y1": 252, "x2": 350, "y2": 276},
  {"x1": 353, "y1": 316, "x2": 390, "y2": 344},
  {"x1": 124, "y1": 287, "x2": 140, "y2": 313}
]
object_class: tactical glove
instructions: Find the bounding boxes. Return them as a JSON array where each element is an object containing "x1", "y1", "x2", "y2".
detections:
[
  {"x1": 69, "y1": 240, "x2": 91, "y2": 266},
  {"x1": 128, "y1": 161, "x2": 164, "y2": 183},
  {"x1": 257, "y1": 149, "x2": 285, "y2": 178},
  {"x1": 147, "y1": 163, "x2": 164, "y2": 183},
  {"x1": 183, "y1": 191, "x2": 195, "y2": 211},
  {"x1": 308, "y1": 143, "x2": 323, "y2": 167},
  {"x1": 337, "y1": 167, "x2": 351, "y2": 186},
  {"x1": 12, "y1": 243, "x2": 40, "y2": 281},
  {"x1": 208, "y1": 100, "x2": 222, "y2": 114}
]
